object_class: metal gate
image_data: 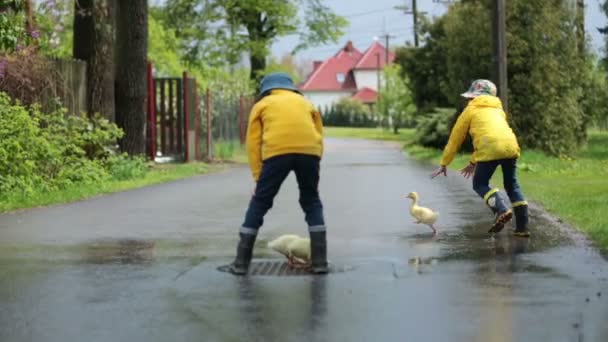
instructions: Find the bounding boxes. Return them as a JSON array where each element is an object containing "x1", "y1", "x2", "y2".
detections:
[{"x1": 147, "y1": 64, "x2": 199, "y2": 162}]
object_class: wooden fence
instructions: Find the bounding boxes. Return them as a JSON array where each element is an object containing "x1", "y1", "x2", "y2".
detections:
[{"x1": 52, "y1": 58, "x2": 87, "y2": 116}]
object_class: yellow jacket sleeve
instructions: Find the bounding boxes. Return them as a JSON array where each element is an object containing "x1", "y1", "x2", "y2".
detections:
[
  {"x1": 440, "y1": 109, "x2": 472, "y2": 166},
  {"x1": 312, "y1": 109, "x2": 324, "y2": 157},
  {"x1": 247, "y1": 103, "x2": 263, "y2": 181}
]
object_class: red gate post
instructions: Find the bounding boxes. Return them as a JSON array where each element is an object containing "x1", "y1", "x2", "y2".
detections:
[
  {"x1": 182, "y1": 71, "x2": 190, "y2": 162},
  {"x1": 146, "y1": 62, "x2": 157, "y2": 160},
  {"x1": 206, "y1": 88, "x2": 212, "y2": 160}
]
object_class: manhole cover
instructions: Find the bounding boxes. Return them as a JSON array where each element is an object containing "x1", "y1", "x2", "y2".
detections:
[{"x1": 217, "y1": 260, "x2": 350, "y2": 276}]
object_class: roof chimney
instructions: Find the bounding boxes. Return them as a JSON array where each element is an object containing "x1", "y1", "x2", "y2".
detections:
[
  {"x1": 344, "y1": 40, "x2": 354, "y2": 52},
  {"x1": 313, "y1": 60, "x2": 323, "y2": 71}
]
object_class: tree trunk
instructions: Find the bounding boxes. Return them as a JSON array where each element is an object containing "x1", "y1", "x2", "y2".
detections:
[
  {"x1": 115, "y1": 0, "x2": 148, "y2": 155},
  {"x1": 249, "y1": 52, "x2": 266, "y2": 84},
  {"x1": 73, "y1": 0, "x2": 116, "y2": 121}
]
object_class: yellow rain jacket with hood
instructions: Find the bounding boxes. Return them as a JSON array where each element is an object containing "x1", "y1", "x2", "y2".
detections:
[{"x1": 440, "y1": 95, "x2": 520, "y2": 166}]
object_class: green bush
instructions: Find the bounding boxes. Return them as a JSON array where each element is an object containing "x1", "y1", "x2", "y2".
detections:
[
  {"x1": 213, "y1": 139, "x2": 238, "y2": 159},
  {"x1": 323, "y1": 98, "x2": 376, "y2": 127},
  {"x1": 0, "y1": 93, "x2": 145, "y2": 196},
  {"x1": 415, "y1": 107, "x2": 473, "y2": 151},
  {"x1": 105, "y1": 154, "x2": 148, "y2": 181},
  {"x1": 415, "y1": 108, "x2": 453, "y2": 149}
]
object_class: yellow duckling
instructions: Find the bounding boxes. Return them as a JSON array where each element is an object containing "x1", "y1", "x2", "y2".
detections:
[
  {"x1": 267, "y1": 234, "x2": 311, "y2": 268},
  {"x1": 404, "y1": 191, "x2": 439, "y2": 234}
]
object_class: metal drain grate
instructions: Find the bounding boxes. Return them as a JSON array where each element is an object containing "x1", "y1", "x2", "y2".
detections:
[{"x1": 217, "y1": 260, "x2": 350, "y2": 276}]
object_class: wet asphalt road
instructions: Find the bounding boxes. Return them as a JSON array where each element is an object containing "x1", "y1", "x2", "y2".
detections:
[{"x1": 0, "y1": 138, "x2": 607, "y2": 342}]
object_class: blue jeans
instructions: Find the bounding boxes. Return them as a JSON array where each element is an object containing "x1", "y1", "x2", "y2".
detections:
[
  {"x1": 472, "y1": 158, "x2": 527, "y2": 209},
  {"x1": 241, "y1": 154, "x2": 325, "y2": 233}
]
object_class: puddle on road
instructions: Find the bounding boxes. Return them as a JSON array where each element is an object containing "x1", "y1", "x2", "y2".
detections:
[{"x1": 84, "y1": 239, "x2": 157, "y2": 265}]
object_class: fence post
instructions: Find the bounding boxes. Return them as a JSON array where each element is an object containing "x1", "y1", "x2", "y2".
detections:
[
  {"x1": 194, "y1": 80, "x2": 200, "y2": 161},
  {"x1": 239, "y1": 96, "x2": 245, "y2": 145},
  {"x1": 146, "y1": 62, "x2": 156, "y2": 160},
  {"x1": 182, "y1": 71, "x2": 190, "y2": 162},
  {"x1": 206, "y1": 88, "x2": 212, "y2": 160}
]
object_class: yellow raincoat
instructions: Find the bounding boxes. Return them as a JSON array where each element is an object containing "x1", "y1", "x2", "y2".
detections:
[
  {"x1": 440, "y1": 95, "x2": 520, "y2": 166},
  {"x1": 247, "y1": 89, "x2": 323, "y2": 181}
]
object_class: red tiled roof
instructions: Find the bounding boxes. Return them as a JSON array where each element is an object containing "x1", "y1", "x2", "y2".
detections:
[
  {"x1": 353, "y1": 41, "x2": 395, "y2": 70},
  {"x1": 299, "y1": 41, "x2": 363, "y2": 91},
  {"x1": 351, "y1": 87, "x2": 378, "y2": 103}
]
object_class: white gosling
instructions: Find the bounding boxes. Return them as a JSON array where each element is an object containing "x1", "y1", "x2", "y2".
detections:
[
  {"x1": 404, "y1": 191, "x2": 439, "y2": 235},
  {"x1": 267, "y1": 234, "x2": 311, "y2": 268}
]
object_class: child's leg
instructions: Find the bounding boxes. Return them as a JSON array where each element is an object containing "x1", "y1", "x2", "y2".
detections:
[
  {"x1": 230, "y1": 155, "x2": 293, "y2": 275},
  {"x1": 473, "y1": 160, "x2": 512, "y2": 233},
  {"x1": 500, "y1": 158, "x2": 526, "y2": 206},
  {"x1": 472, "y1": 160, "x2": 501, "y2": 204},
  {"x1": 501, "y1": 159, "x2": 529, "y2": 236},
  {"x1": 293, "y1": 155, "x2": 324, "y2": 228},
  {"x1": 293, "y1": 154, "x2": 327, "y2": 273}
]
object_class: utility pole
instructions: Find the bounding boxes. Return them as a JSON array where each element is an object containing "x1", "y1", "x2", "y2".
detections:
[
  {"x1": 379, "y1": 33, "x2": 396, "y2": 65},
  {"x1": 576, "y1": 0, "x2": 585, "y2": 55},
  {"x1": 412, "y1": 0, "x2": 418, "y2": 47},
  {"x1": 491, "y1": 0, "x2": 508, "y2": 111},
  {"x1": 395, "y1": 0, "x2": 426, "y2": 47},
  {"x1": 376, "y1": 52, "x2": 381, "y2": 91}
]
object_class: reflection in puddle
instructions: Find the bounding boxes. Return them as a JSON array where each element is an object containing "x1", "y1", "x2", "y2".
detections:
[{"x1": 84, "y1": 239, "x2": 156, "y2": 265}]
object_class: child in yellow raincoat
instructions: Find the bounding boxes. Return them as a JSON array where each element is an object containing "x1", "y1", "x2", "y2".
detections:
[
  {"x1": 228, "y1": 72, "x2": 328, "y2": 275},
  {"x1": 431, "y1": 79, "x2": 529, "y2": 237}
]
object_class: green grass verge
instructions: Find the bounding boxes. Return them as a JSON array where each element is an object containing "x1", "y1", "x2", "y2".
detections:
[
  {"x1": 0, "y1": 162, "x2": 221, "y2": 213},
  {"x1": 326, "y1": 127, "x2": 608, "y2": 249},
  {"x1": 213, "y1": 139, "x2": 248, "y2": 163},
  {"x1": 324, "y1": 127, "x2": 416, "y2": 142}
]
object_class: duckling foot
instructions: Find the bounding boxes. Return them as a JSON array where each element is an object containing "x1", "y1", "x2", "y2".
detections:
[{"x1": 287, "y1": 256, "x2": 311, "y2": 270}]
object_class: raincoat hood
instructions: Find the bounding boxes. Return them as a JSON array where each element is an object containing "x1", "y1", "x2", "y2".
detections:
[{"x1": 468, "y1": 95, "x2": 503, "y2": 109}]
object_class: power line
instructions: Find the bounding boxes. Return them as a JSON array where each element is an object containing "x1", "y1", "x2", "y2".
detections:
[{"x1": 343, "y1": 7, "x2": 396, "y2": 18}]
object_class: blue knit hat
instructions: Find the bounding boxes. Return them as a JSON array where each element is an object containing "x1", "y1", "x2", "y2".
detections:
[{"x1": 258, "y1": 72, "x2": 301, "y2": 97}]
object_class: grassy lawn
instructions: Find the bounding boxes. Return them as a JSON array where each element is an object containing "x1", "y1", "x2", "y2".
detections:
[
  {"x1": 326, "y1": 127, "x2": 608, "y2": 249},
  {"x1": 324, "y1": 127, "x2": 416, "y2": 142},
  {"x1": 213, "y1": 139, "x2": 248, "y2": 163},
  {"x1": 0, "y1": 162, "x2": 223, "y2": 213}
]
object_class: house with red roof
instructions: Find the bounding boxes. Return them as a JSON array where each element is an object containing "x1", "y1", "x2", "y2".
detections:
[{"x1": 299, "y1": 40, "x2": 395, "y2": 111}]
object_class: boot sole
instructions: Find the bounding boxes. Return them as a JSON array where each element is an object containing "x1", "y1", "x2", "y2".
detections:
[
  {"x1": 513, "y1": 231, "x2": 531, "y2": 238},
  {"x1": 311, "y1": 267, "x2": 329, "y2": 274},
  {"x1": 488, "y1": 210, "x2": 513, "y2": 234},
  {"x1": 227, "y1": 265, "x2": 248, "y2": 275}
]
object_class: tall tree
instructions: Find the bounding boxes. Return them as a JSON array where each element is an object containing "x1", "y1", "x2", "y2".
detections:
[
  {"x1": 377, "y1": 64, "x2": 416, "y2": 134},
  {"x1": 161, "y1": 0, "x2": 347, "y2": 82},
  {"x1": 115, "y1": 0, "x2": 148, "y2": 155},
  {"x1": 73, "y1": 0, "x2": 116, "y2": 121}
]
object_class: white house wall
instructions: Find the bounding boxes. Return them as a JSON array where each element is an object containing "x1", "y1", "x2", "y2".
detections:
[
  {"x1": 354, "y1": 70, "x2": 380, "y2": 91},
  {"x1": 302, "y1": 91, "x2": 353, "y2": 111}
]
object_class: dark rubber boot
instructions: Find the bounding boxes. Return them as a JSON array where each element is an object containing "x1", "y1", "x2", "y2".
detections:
[
  {"x1": 487, "y1": 193, "x2": 513, "y2": 234},
  {"x1": 228, "y1": 233, "x2": 257, "y2": 275},
  {"x1": 513, "y1": 205, "x2": 530, "y2": 237},
  {"x1": 310, "y1": 231, "x2": 328, "y2": 274}
]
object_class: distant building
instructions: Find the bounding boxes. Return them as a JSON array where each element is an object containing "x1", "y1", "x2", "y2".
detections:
[{"x1": 298, "y1": 40, "x2": 395, "y2": 111}]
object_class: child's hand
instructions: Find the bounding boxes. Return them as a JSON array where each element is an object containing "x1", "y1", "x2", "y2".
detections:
[
  {"x1": 460, "y1": 163, "x2": 476, "y2": 179},
  {"x1": 431, "y1": 166, "x2": 447, "y2": 179}
]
